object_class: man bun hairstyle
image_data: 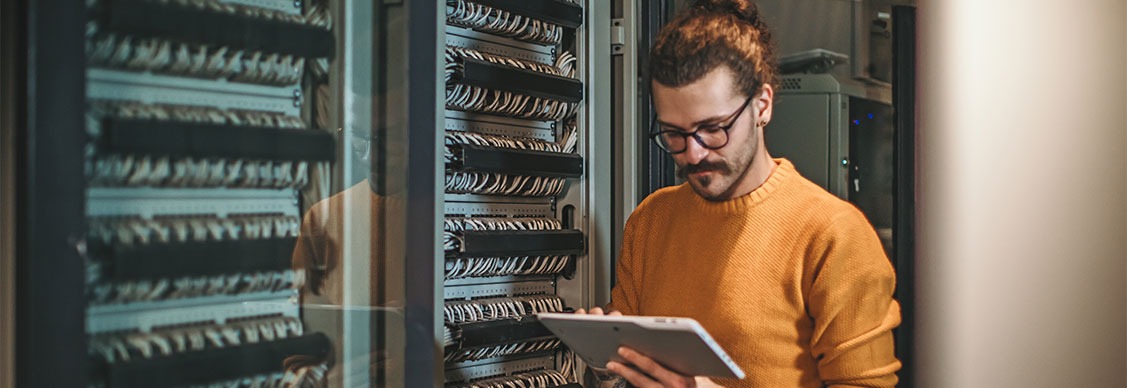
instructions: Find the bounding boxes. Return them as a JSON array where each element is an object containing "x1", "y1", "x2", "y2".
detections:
[{"x1": 650, "y1": 0, "x2": 779, "y2": 99}]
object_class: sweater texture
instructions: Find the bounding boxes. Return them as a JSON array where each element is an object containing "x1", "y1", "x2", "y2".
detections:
[{"x1": 609, "y1": 158, "x2": 900, "y2": 388}]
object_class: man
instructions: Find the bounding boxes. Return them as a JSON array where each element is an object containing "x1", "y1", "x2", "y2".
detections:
[{"x1": 578, "y1": 1, "x2": 901, "y2": 387}]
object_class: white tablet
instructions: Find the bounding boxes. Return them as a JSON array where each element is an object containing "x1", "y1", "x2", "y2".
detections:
[{"x1": 536, "y1": 313, "x2": 745, "y2": 379}]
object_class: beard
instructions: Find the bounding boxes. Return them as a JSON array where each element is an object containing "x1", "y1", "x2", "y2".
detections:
[{"x1": 676, "y1": 143, "x2": 757, "y2": 202}]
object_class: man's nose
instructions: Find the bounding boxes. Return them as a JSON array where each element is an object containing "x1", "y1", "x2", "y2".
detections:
[{"x1": 681, "y1": 136, "x2": 710, "y2": 164}]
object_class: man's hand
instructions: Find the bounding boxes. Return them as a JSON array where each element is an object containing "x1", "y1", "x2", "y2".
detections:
[
  {"x1": 606, "y1": 347, "x2": 723, "y2": 388},
  {"x1": 574, "y1": 306, "x2": 622, "y2": 316}
]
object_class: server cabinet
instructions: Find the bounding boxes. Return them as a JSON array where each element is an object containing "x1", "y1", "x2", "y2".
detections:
[
  {"x1": 9, "y1": 0, "x2": 613, "y2": 386},
  {"x1": 439, "y1": 1, "x2": 613, "y2": 386},
  {"x1": 766, "y1": 74, "x2": 895, "y2": 251}
]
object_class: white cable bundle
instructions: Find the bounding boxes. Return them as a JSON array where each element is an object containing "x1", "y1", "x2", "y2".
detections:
[
  {"x1": 446, "y1": 131, "x2": 564, "y2": 157},
  {"x1": 279, "y1": 360, "x2": 330, "y2": 388},
  {"x1": 88, "y1": 268, "x2": 301, "y2": 305},
  {"x1": 87, "y1": 215, "x2": 301, "y2": 246},
  {"x1": 147, "y1": 0, "x2": 332, "y2": 29},
  {"x1": 444, "y1": 217, "x2": 562, "y2": 231},
  {"x1": 86, "y1": 103, "x2": 314, "y2": 189},
  {"x1": 446, "y1": 338, "x2": 562, "y2": 363},
  {"x1": 86, "y1": 0, "x2": 331, "y2": 85},
  {"x1": 443, "y1": 216, "x2": 569, "y2": 279},
  {"x1": 89, "y1": 154, "x2": 312, "y2": 190},
  {"x1": 452, "y1": 369, "x2": 570, "y2": 388},
  {"x1": 446, "y1": 0, "x2": 563, "y2": 46},
  {"x1": 444, "y1": 216, "x2": 562, "y2": 252},
  {"x1": 444, "y1": 131, "x2": 571, "y2": 197},
  {"x1": 558, "y1": 117, "x2": 578, "y2": 154},
  {"x1": 444, "y1": 295, "x2": 565, "y2": 325},
  {"x1": 184, "y1": 372, "x2": 287, "y2": 388},
  {"x1": 190, "y1": 369, "x2": 322, "y2": 388},
  {"x1": 89, "y1": 316, "x2": 304, "y2": 364},
  {"x1": 446, "y1": 46, "x2": 577, "y2": 121},
  {"x1": 444, "y1": 325, "x2": 456, "y2": 347},
  {"x1": 444, "y1": 255, "x2": 570, "y2": 280},
  {"x1": 445, "y1": 171, "x2": 567, "y2": 197},
  {"x1": 89, "y1": 102, "x2": 306, "y2": 129},
  {"x1": 87, "y1": 34, "x2": 307, "y2": 86},
  {"x1": 557, "y1": 348, "x2": 578, "y2": 383},
  {"x1": 86, "y1": 215, "x2": 305, "y2": 304}
]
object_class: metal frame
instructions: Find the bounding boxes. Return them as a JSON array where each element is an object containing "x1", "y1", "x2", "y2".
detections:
[
  {"x1": 402, "y1": 0, "x2": 444, "y2": 385},
  {"x1": 637, "y1": 0, "x2": 676, "y2": 199},
  {"x1": 581, "y1": 0, "x2": 614, "y2": 312},
  {"x1": 15, "y1": 0, "x2": 88, "y2": 386},
  {"x1": 828, "y1": 93, "x2": 849, "y2": 198},
  {"x1": 611, "y1": 0, "x2": 640, "y2": 274},
  {"x1": 891, "y1": 5, "x2": 917, "y2": 387},
  {"x1": 0, "y1": 0, "x2": 20, "y2": 384}
]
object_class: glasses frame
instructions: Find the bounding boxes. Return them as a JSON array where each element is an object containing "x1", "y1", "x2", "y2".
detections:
[{"x1": 648, "y1": 96, "x2": 755, "y2": 154}]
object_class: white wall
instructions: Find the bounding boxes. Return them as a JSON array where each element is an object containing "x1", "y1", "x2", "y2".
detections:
[{"x1": 915, "y1": 0, "x2": 1127, "y2": 386}]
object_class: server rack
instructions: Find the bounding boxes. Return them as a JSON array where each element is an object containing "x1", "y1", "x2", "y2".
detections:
[
  {"x1": 9, "y1": 0, "x2": 615, "y2": 386},
  {"x1": 439, "y1": 1, "x2": 613, "y2": 386}
]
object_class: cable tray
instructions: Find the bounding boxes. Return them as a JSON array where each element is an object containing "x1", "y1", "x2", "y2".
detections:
[
  {"x1": 87, "y1": 289, "x2": 299, "y2": 334},
  {"x1": 444, "y1": 200, "x2": 554, "y2": 218},
  {"x1": 450, "y1": 229, "x2": 583, "y2": 258},
  {"x1": 98, "y1": 333, "x2": 330, "y2": 388},
  {"x1": 443, "y1": 274, "x2": 557, "y2": 288},
  {"x1": 88, "y1": 68, "x2": 301, "y2": 116},
  {"x1": 444, "y1": 279, "x2": 556, "y2": 301},
  {"x1": 219, "y1": 0, "x2": 302, "y2": 15},
  {"x1": 446, "y1": 25, "x2": 555, "y2": 65},
  {"x1": 444, "y1": 353, "x2": 555, "y2": 383},
  {"x1": 87, "y1": 187, "x2": 299, "y2": 219},
  {"x1": 446, "y1": 113, "x2": 556, "y2": 142}
]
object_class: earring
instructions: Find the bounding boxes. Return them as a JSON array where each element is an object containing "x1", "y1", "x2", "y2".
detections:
[{"x1": 759, "y1": 121, "x2": 769, "y2": 127}]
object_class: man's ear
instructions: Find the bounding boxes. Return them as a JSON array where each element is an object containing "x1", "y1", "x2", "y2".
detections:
[{"x1": 755, "y1": 84, "x2": 774, "y2": 125}]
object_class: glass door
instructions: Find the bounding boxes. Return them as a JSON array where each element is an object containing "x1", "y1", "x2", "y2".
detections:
[{"x1": 12, "y1": 0, "x2": 440, "y2": 386}]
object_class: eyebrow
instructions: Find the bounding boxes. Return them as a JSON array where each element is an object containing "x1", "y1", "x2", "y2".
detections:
[{"x1": 656, "y1": 113, "x2": 729, "y2": 131}]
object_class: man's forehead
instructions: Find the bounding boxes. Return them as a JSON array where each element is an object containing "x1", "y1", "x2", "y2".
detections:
[{"x1": 652, "y1": 68, "x2": 744, "y2": 125}]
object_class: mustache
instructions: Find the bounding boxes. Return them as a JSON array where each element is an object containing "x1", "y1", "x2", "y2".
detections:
[{"x1": 678, "y1": 160, "x2": 729, "y2": 179}]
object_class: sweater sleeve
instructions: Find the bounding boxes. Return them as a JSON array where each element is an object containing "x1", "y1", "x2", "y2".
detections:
[
  {"x1": 607, "y1": 210, "x2": 644, "y2": 315},
  {"x1": 292, "y1": 201, "x2": 330, "y2": 296},
  {"x1": 805, "y1": 208, "x2": 901, "y2": 388}
]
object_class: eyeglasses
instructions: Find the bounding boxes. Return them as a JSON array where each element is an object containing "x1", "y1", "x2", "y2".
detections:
[{"x1": 649, "y1": 96, "x2": 754, "y2": 154}]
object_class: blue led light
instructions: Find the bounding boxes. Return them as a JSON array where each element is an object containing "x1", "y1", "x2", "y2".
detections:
[
  {"x1": 853, "y1": 120, "x2": 860, "y2": 125},
  {"x1": 868, "y1": 113, "x2": 874, "y2": 119}
]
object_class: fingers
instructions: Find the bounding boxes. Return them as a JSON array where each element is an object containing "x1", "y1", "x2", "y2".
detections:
[
  {"x1": 617, "y1": 347, "x2": 695, "y2": 388},
  {"x1": 606, "y1": 361, "x2": 661, "y2": 388},
  {"x1": 574, "y1": 306, "x2": 621, "y2": 315}
]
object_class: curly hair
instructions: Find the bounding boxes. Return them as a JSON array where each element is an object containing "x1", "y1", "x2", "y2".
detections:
[{"x1": 649, "y1": 0, "x2": 780, "y2": 98}]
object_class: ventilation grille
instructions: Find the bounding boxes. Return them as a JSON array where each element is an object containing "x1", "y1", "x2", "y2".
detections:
[{"x1": 781, "y1": 77, "x2": 803, "y2": 90}]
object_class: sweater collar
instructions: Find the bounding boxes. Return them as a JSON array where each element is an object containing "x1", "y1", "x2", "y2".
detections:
[{"x1": 683, "y1": 158, "x2": 795, "y2": 214}]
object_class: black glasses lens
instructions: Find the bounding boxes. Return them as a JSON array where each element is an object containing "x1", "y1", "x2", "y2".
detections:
[
  {"x1": 696, "y1": 128, "x2": 728, "y2": 149},
  {"x1": 657, "y1": 132, "x2": 685, "y2": 153}
]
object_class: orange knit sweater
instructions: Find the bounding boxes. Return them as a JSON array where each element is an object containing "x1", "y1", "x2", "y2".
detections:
[{"x1": 609, "y1": 159, "x2": 900, "y2": 388}]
